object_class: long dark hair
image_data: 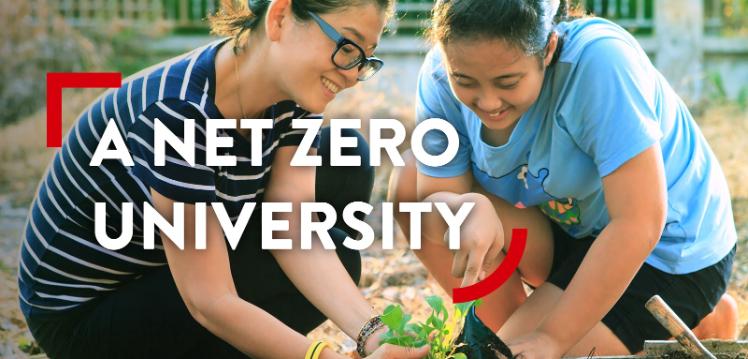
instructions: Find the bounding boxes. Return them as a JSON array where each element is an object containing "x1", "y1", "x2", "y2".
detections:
[{"x1": 428, "y1": 0, "x2": 582, "y2": 59}]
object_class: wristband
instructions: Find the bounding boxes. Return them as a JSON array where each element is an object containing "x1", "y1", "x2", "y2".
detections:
[{"x1": 305, "y1": 340, "x2": 330, "y2": 359}]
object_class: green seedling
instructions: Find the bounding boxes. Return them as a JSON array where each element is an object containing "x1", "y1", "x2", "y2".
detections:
[{"x1": 379, "y1": 295, "x2": 480, "y2": 359}]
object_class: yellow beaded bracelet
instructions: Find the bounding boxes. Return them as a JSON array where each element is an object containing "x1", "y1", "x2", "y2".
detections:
[{"x1": 305, "y1": 340, "x2": 330, "y2": 359}]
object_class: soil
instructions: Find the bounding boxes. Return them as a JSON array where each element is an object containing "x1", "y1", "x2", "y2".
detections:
[{"x1": 663, "y1": 352, "x2": 748, "y2": 359}]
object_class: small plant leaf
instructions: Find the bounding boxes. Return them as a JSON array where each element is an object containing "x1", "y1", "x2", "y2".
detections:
[
  {"x1": 427, "y1": 313, "x2": 444, "y2": 329},
  {"x1": 378, "y1": 297, "x2": 485, "y2": 359},
  {"x1": 426, "y1": 295, "x2": 447, "y2": 317},
  {"x1": 453, "y1": 301, "x2": 473, "y2": 316},
  {"x1": 402, "y1": 313, "x2": 413, "y2": 328},
  {"x1": 382, "y1": 304, "x2": 405, "y2": 332}
]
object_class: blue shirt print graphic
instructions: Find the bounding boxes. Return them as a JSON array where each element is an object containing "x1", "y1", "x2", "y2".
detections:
[{"x1": 473, "y1": 164, "x2": 582, "y2": 237}]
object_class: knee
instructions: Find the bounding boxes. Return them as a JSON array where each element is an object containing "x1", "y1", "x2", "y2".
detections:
[
  {"x1": 694, "y1": 293, "x2": 739, "y2": 339},
  {"x1": 387, "y1": 149, "x2": 418, "y2": 204},
  {"x1": 711, "y1": 293, "x2": 738, "y2": 337}
]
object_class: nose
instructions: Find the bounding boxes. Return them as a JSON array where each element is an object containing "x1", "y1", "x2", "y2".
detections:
[{"x1": 475, "y1": 89, "x2": 504, "y2": 113}]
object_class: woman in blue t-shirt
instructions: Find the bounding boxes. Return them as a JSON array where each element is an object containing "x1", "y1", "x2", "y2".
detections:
[
  {"x1": 389, "y1": 0, "x2": 737, "y2": 356},
  {"x1": 20, "y1": 0, "x2": 429, "y2": 358}
]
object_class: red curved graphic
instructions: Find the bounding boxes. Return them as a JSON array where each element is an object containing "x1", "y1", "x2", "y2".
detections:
[
  {"x1": 47, "y1": 72, "x2": 122, "y2": 147},
  {"x1": 453, "y1": 228, "x2": 527, "y2": 303}
]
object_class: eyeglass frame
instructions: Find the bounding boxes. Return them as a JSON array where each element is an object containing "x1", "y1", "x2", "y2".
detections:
[{"x1": 307, "y1": 11, "x2": 384, "y2": 81}]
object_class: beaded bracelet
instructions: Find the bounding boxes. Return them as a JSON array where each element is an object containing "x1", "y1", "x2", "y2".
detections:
[{"x1": 356, "y1": 316, "x2": 384, "y2": 358}]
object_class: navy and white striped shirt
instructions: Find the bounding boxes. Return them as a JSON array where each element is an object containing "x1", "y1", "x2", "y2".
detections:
[{"x1": 19, "y1": 39, "x2": 319, "y2": 317}]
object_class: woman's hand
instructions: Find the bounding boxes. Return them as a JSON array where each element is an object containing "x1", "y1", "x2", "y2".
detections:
[
  {"x1": 506, "y1": 331, "x2": 563, "y2": 359},
  {"x1": 445, "y1": 193, "x2": 504, "y2": 287},
  {"x1": 360, "y1": 326, "x2": 428, "y2": 359},
  {"x1": 364, "y1": 344, "x2": 430, "y2": 359},
  {"x1": 362, "y1": 326, "x2": 388, "y2": 356}
]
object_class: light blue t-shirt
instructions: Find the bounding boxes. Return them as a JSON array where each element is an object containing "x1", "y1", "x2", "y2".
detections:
[{"x1": 416, "y1": 18, "x2": 736, "y2": 275}]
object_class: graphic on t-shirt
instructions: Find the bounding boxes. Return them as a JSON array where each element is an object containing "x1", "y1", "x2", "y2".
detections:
[
  {"x1": 540, "y1": 197, "x2": 581, "y2": 226},
  {"x1": 517, "y1": 165, "x2": 530, "y2": 189},
  {"x1": 475, "y1": 164, "x2": 582, "y2": 228}
]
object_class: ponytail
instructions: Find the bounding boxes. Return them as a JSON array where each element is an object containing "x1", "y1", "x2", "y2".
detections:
[{"x1": 208, "y1": 0, "x2": 271, "y2": 51}]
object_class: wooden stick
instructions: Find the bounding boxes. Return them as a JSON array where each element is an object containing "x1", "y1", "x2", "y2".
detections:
[{"x1": 645, "y1": 295, "x2": 717, "y2": 359}]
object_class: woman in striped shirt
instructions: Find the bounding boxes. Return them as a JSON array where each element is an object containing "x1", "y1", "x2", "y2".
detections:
[{"x1": 19, "y1": 0, "x2": 428, "y2": 358}]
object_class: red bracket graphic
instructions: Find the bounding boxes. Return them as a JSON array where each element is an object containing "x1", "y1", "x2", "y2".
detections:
[
  {"x1": 46, "y1": 72, "x2": 122, "y2": 148},
  {"x1": 453, "y1": 228, "x2": 528, "y2": 303}
]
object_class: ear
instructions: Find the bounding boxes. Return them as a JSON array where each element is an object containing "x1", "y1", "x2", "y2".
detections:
[
  {"x1": 543, "y1": 32, "x2": 559, "y2": 67},
  {"x1": 265, "y1": 0, "x2": 292, "y2": 42}
]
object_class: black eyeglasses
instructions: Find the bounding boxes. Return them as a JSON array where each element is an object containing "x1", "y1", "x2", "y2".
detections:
[{"x1": 307, "y1": 11, "x2": 384, "y2": 81}]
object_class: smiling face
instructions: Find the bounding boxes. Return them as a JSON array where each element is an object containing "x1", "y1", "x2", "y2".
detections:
[
  {"x1": 441, "y1": 35, "x2": 556, "y2": 143},
  {"x1": 267, "y1": 2, "x2": 387, "y2": 114}
]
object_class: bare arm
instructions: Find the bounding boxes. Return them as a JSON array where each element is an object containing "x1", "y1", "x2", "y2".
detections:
[
  {"x1": 417, "y1": 170, "x2": 504, "y2": 286},
  {"x1": 418, "y1": 170, "x2": 470, "y2": 241},
  {"x1": 416, "y1": 167, "x2": 473, "y2": 202},
  {"x1": 157, "y1": 143, "x2": 429, "y2": 359},
  {"x1": 153, "y1": 184, "x2": 428, "y2": 359},
  {"x1": 263, "y1": 146, "x2": 377, "y2": 341},
  {"x1": 537, "y1": 143, "x2": 668, "y2": 353},
  {"x1": 151, "y1": 190, "x2": 317, "y2": 358}
]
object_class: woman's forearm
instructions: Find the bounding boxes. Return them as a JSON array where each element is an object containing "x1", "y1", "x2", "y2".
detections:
[
  {"x1": 538, "y1": 218, "x2": 658, "y2": 352},
  {"x1": 153, "y1": 193, "x2": 343, "y2": 358},
  {"x1": 273, "y1": 245, "x2": 375, "y2": 337},
  {"x1": 197, "y1": 293, "x2": 347, "y2": 358},
  {"x1": 270, "y1": 212, "x2": 375, "y2": 338}
]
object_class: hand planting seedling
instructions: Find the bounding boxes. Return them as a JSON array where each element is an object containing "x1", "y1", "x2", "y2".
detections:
[{"x1": 378, "y1": 295, "x2": 479, "y2": 359}]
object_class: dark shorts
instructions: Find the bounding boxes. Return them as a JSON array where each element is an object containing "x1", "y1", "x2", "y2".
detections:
[{"x1": 546, "y1": 222, "x2": 735, "y2": 354}]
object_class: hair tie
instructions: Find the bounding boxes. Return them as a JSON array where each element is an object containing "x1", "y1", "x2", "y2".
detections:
[
  {"x1": 243, "y1": 17, "x2": 257, "y2": 28},
  {"x1": 248, "y1": 0, "x2": 270, "y2": 15}
]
